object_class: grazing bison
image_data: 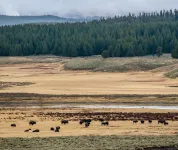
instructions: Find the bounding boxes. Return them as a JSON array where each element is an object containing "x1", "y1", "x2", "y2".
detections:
[
  {"x1": 84, "y1": 119, "x2": 92, "y2": 123},
  {"x1": 133, "y1": 120, "x2": 138, "y2": 124},
  {"x1": 85, "y1": 122, "x2": 90, "y2": 128},
  {"x1": 24, "y1": 129, "x2": 30, "y2": 132},
  {"x1": 158, "y1": 120, "x2": 165, "y2": 124},
  {"x1": 79, "y1": 120, "x2": 85, "y2": 125},
  {"x1": 101, "y1": 122, "x2": 109, "y2": 126},
  {"x1": 148, "y1": 120, "x2": 152, "y2": 124},
  {"x1": 50, "y1": 127, "x2": 54, "y2": 131},
  {"x1": 141, "y1": 120, "x2": 145, "y2": 124},
  {"x1": 32, "y1": 129, "x2": 40, "y2": 132},
  {"x1": 98, "y1": 118, "x2": 104, "y2": 122},
  {"x1": 164, "y1": 122, "x2": 169, "y2": 125},
  {"x1": 61, "y1": 120, "x2": 69, "y2": 124},
  {"x1": 29, "y1": 120, "x2": 36, "y2": 126},
  {"x1": 55, "y1": 127, "x2": 60, "y2": 132},
  {"x1": 11, "y1": 124, "x2": 16, "y2": 127},
  {"x1": 55, "y1": 129, "x2": 60, "y2": 132},
  {"x1": 56, "y1": 126, "x2": 60, "y2": 130},
  {"x1": 80, "y1": 119, "x2": 92, "y2": 124}
]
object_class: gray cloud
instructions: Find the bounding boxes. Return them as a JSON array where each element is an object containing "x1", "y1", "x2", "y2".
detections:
[{"x1": 0, "y1": 0, "x2": 178, "y2": 17}]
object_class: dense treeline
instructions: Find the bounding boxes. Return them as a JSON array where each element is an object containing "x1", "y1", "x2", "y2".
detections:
[{"x1": 0, "y1": 9, "x2": 178, "y2": 58}]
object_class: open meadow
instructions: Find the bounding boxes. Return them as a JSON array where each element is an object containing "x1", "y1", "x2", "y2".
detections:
[
  {"x1": 0, "y1": 55, "x2": 178, "y2": 95},
  {"x1": 1, "y1": 55, "x2": 178, "y2": 149}
]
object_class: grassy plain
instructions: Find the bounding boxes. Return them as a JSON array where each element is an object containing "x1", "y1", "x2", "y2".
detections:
[
  {"x1": 0, "y1": 55, "x2": 178, "y2": 95},
  {"x1": 1, "y1": 55, "x2": 178, "y2": 149}
]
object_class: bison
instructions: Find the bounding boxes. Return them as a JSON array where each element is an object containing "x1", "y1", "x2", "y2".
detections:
[
  {"x1": 56, "y1": 126, "x2": 60, "y2": 130},
  {"x1": 61, "y1": 120, "x2": 69, "y2": 124},
  {"x1": 24, "y1": 129, "x2": 30, "y2": 132},
  {"x1": 140, "y1": 120, "x2": 145, "y2": 124},
  {"x1": 84, "y1": 119, "x2": 92, "y2": 123},
  {"x1": 80, "y1": 119, "x2": 92, "y2": 124},
  {"x1": 158, "y1": 120, "x2": 165, "y2": 124},
  {"x1": 50, "y1": 127, "x2": 55, "y2": 131},
  {"x1": 148, "y1": 120, "x2": 152, "y2": 124},
  {"x1": 11, "y1": 124, "x2": 16, "y2": 127},
  {"x1": 164, "y1": 122, "x2": 169, "y2": 126},
  {"x1": 79, "y1": 120, "x2": 84, "y2": 125},
  {"x1": 101, "y1": 122, "x2": 109, "y2": 126},
  {"x1": 133, "y1": 120, "x2": 138, "y2": 124},
  {"x1": 29, "y1": 120, "x2": 36, "y2": 126},
  {"x1": 32, "y1": 129, "x2": 40, "y2": 132},
  {"x1": 55, "y1": 127, "x2": 60, "y2": 132},
  {"x1": 85, "y1": 122, "x2": 90, "y2": 128},
  {"x1": 55, "y1": 129, "x2": 60, "y2": 132},
  {"x1": 98, "y1": 118, "x2": 104, "y2": 122}
]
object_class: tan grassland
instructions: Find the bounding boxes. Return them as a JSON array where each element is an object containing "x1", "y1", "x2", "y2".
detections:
[
  {"x1": 0, "y1": 56, "x2": 178, "y2": 95},
  {"x1": 0, "y1": 107, "x2": 178, "y2": 138},
  {"x1": 0, "y1": 56, "x2": 178, "y2": 138}
]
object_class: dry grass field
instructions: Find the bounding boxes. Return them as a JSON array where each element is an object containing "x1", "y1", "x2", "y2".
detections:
[
  {"x1": 1, "y1": 107, "x2": 178, "y2": 138},
  {"x1": 0, "y1": 55, "x2": 178, "y2": 95},
  {"x1": 1, "y1": 55, "x2": 178, "y2": 149}
]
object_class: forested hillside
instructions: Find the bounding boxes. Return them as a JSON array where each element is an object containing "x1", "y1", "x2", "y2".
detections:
[{"x1": 0, "y1": 10, "x2": 178, "y2": 58}]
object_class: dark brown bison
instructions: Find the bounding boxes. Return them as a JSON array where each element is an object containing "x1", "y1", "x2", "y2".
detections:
[
  {"x1": 141, "y1": 120, "x2": 145, "y2": 124},
  {"x1": 85, "y1": 122, "x2": 90, "y2": 128},
  {"x1": 148, "y1": 120, "x2": 152, "y2": 124},
  {"x1": 55, "y1": 127, "x2": 60, "y2": 132},
  {"x1": 101, "y1": 122, "x2": 109, "y2": 126},
  {"x1": 32, "y1": 129, "x2": 40, "y2": 132},
  {"x1": 24, "y1": 129, "x2": 30, "y2": 132},
  {"x1": 164, "y1": 122, "x2": 169, "y2": 125},
  {"x1": 84, "y1": 119, "x2": 92, "y2": 123},
  {"x1": 98, "y1": 118, "x2": 104, "y2": 122},
  {"x1": 11, "y1": 124, "x2": 16, "y2": 127},
  {"x1": 133, "y1": 120, "x2": 138, "y2": 124},
  {"x1": 56, "y1": 126, "x2": 60, "y2": 130},
  {"x1": 50, "y1": 127, "x2": 55, "y2": 131},
  {"x1": 80, "y1": 119, "x2": 92, "y2": 124},
  {"x1": 158, "y1": 120, "x2": 165, "y2": 124},
  {"x1": 29, "y1": 120, "x2": 36, "y2": 126},
  {"x1": 55, "y1": 129, "x2": 59, "y2": 132},
  {"x1": 79, "y1": 120, "x2": 84, "y2": 125},
  {"x1": 61, "y1": 120, "x2": 69, "y2": 124}
]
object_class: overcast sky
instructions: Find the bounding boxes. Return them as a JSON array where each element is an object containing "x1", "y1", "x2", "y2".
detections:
[{"x1": 0, "y1": 0, "x2": 178, "y2": 17}]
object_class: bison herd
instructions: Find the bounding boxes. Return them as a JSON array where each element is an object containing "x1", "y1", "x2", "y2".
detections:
[
  {"x1": 79, "y1": 118, "x2": 109, "y2": 128},
  {"x1": 132, "y1": 119, "x2": 169, "y2": 125},
  {"x1": 10, "y1": 118, "x2": 171, "y2": 133},
  {"x1": 50, "y1": 126, "x2": 60, "y2": 132}
]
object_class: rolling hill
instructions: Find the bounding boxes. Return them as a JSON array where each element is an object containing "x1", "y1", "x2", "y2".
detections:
[{"x1": 0, "y1": 15, "x2": 95, "y2": 26}]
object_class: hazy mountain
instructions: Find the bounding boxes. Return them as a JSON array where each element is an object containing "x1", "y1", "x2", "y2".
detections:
[{"x1": 0, "y1": 15, "x2": 99, "y2": 26}]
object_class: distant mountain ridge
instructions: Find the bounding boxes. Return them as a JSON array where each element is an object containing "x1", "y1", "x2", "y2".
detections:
[{"x1": 0, "y1": 15, "x2": 100, "y2": 26}]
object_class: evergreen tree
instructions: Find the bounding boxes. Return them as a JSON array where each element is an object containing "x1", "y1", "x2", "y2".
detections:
[
  {"x1": 156, "y1": 47, "x2": 163, "y2": 57},
  {"x1": 0, "y1": 9, "x2": 178, "y2": 58},
  {"x1": 101, "y1": 50, "x2": 109, "y2": 58},
  {"x1": 172, "y1": 43, "x2": 178, "y2": 58}
]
